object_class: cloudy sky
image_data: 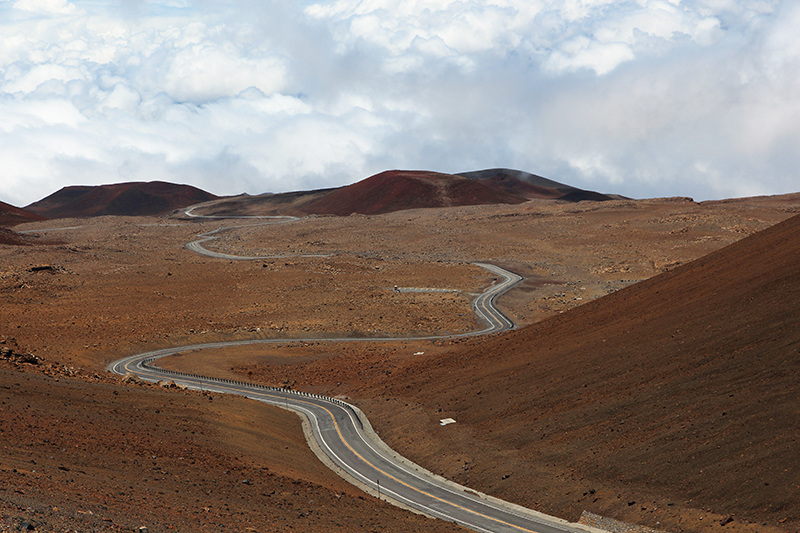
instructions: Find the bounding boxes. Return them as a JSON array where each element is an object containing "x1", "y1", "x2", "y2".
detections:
[{"x1": 1, "y1": 0, "x2": 798, "y2": 207}]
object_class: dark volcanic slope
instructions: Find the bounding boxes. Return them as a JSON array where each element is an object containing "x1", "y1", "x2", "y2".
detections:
[
  {"x1": 458, "y1": 168, "x2": 614, "y2": 201},
  {"x1": 458, "y1": 168, "x2": 573, "y2": 190},
  {"x1": 302, "y1": 170, "x2": 529, "y2": 215},
  {"x1": 186, "y1": 168, "x2": 615, "y2": 218},
  {"x1": 187, "y1": 189, "x2": 335, "y2": 218},
  {"x1": 377, "y1": 213, "x2": 800, "y2": 528},
  {"x1": 0, "y1": 228, "x2": 29, "y2": 246},
  {"x1": 0, "y1": 201, "x2": 47, "y2": 245},
  {"x1": 0, "y1": 366, "x2": 461, "y2": 533},
  {"x1": 26, "y1": 181, "x2": 217, "y2": 219},
  {"x1": 0, "y1": 200, "x2": 47, "y2": 227}
]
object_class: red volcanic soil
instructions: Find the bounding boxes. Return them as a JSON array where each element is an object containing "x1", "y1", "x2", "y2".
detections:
[
  {"x1": 0, "y1": 200, "x2": 47, "y2": 227},
  {"x1": 0, "y1": 202, "x2": 47, "y2": 245},
  {"x1": 302, "y1": 170, "x2": 530, "y2": 215},
  {"x1": 360, "y1": 213, "x2": 800, "y2": 532},
  {"x1": 25, "y1": 181, "x2": 217, "y2": 219},
  {"x1": 0, "y1": 228, "x2": 28, "y2": 246},
  {"x1": 5, "y1": 197, "x2": 798, "y2": 533},
  {"x1": 457, "y1": 168, "x2": 615, "y2": 201},
  {"x1": 0, "y1": 363, "x2": 462, "y2": 533},
  {"x1": 185, "y1": 168, "x2": 617, "y2": 218},
  {"x1": 482, "y1": 173, "x2": 565, "y2": 199}
]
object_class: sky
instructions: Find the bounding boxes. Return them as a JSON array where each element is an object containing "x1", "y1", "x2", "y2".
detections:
[{"x1": 1, "y1": 0, "x2": 798, "y2": 207}]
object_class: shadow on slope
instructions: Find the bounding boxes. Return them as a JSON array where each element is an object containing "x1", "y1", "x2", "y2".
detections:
[
  {"x1": 376, "y1": 213, "x2": 800, "y2": 530},
  {"x1": 186, "y1": 168, "x2": 615, "y2": 217},
  {"x1": 302, "y1": 170, "x2": 529, "y2": 215},
  {"x1": 457, "y1": 168, "x2": 615, "y2": 201},
  {"x1": 26, "y1": 181, "x2": 217, "y2": 219},
  {"x1": 0, "y1": 200, "x2": 47, "y2": 227}
]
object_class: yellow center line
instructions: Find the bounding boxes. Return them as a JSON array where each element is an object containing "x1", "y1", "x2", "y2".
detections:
[
  {"x1": 131, "y1": 360, "x2": 540, "y2": 532},
  {"x1": 288, "y1": 396, "x2": 541, "y2": 533}
]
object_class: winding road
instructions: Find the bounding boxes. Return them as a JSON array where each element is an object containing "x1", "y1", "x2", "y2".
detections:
[{"x1": 108, "y1": 213, "x2": 587, "y2": 533}]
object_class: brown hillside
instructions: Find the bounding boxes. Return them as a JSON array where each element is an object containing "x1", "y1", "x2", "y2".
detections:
[
  {"x1": 363, "y1": 213, "x2": 800, "y2": 532},
  {"x1": 4, "y1": 197, "x2": 798, "y2": 533},
  {"x1": 0, "y1": 364, "x2": 461, "y2": 533},
  {"x1": 26, "y1": 181, "x2": 217, "y2": 219},
  {"x1": 457, "y1": 168, "x2": 614, "y2": 201},
  {"x1": 0, "y1": 200, "x2": 47, "y2": 227},
  {"x1": 0, "y1": 201, "x2": 47, "y2": 245},
  {"x1": 184, "y1": 168, "x2": 616, "y2": 218},
  {"x1": 302, "y1": 170, "x2": 528, "y2": 215},
  {"x1": 483, "y1": 174, "x2": 565, "y2": 200},
  {"x1": 0, "y1": 228, "x2": 29, "y2": 246},
  {"x1": 186, "y1": 189, "x2": 335, "y2": 218}
]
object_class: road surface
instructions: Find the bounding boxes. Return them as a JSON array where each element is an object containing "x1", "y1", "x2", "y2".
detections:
[{"x1": 108, "y1": 216, "x2": 592, "y2": 533}]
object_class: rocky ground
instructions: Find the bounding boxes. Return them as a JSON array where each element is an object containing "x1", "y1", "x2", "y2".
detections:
[{"x1": 1, "y1": 194, "x2": 798, "y2": 532}]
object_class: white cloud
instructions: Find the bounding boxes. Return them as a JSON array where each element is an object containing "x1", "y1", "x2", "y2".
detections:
[
  {"x1": 162, "y1": 45, "x2": 289, "y2": 102},
  {"x1": 0, "y1": 0, "x2": 797, "y2": 208},
  {"x1": 0, "y1": 97, "x2": 87, "y2": 129},
  {"x1": 2, "y1": 63, "x2": 87, "y2": 94},
  {"x1": 545, "y1": 37, "x2": 635, "y2": 74},
  {"x1": 13, "y1": 0, "x2": 77, "y2": 15}
]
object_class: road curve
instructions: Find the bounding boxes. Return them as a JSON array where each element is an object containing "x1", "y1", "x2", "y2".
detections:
[
  {"x1": 184, "y1": 211, "x2": 331, "y2": 260},
  {"x1": 108, "y1": 216, "x2": 588, "y2": 533},
  {"x1": 111, "y1": 349, "x2": 579, "y2": 533}
]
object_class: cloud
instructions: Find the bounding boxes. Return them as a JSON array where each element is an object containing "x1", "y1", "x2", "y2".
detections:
[
  {"x1": 0, "y1": 0, "x2": 797, "y2": 207},
  {"x1": 13, "y1": 0, "x2": 77, "y2": 15},
  {"x1": 545, "y1": 37, "x2": 635, "y2": 75}
]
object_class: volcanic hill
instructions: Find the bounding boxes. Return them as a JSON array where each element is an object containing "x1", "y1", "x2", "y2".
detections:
[
  {"x1": 3, "y1": 190, "x2": 799, "y2": 532},
  {"x1": 302, "y1": 170, "x2": 531, "y2": 215},
  {"x1": 364, "y1": 212, "x2": 800, "y2": 531},
  {"x1": 186, "y1": 168, "x2": 612, "y2": 217},
  {"x1": 457, "y1": 168, "x2": 615, "y2": 202},
  {"x1": 0, "y1": 200, "x2": 47, "y2": 245},
  {"x1": 26, "y1": 181, "x2": 217, "y2": 219},
  {"x1": 0, "y1": 200, "x2": 46, "y2": 227}
]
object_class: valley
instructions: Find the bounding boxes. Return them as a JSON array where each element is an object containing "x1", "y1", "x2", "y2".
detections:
[{"x1": 1, "y1": 191, "x2": 798, "y2": 532}]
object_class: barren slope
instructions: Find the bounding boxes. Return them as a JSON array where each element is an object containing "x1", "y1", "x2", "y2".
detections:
[
  {"x1": 0, "y1": 200, "x2": 47, "y2": 227},
  {"x1": 358, "y1": 213, "x2": 800, "y2": 533},
  {"x1": 457, "y1": 168, "x2": 614, "y2": 201},
  {"x1": 0, "y1": 363, "x2": 461, "y2": 533},
  {"x1": 302, "y1": 170, "x2": 529, "y2": 215},
  {"x1": 3, "y1": 196, "x2": 799, "y2": 533},
  {"x1": 186, "y1": 168, "x2": 609, "y2": 218},
  {"x1": 26, "y1": 181, "x2": 217, "y2": 218}
]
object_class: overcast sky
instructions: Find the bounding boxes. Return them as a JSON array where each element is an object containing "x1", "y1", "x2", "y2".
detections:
[{"x1": 1, "y1": 0, "x2": 798, "y2": 207}]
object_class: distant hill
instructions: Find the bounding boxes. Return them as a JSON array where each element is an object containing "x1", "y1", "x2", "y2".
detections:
[
  {"x1": 302, "y1": 170, "x2": 530, "y2": 216},
  {"x1": 186, "y1": 168, "x2": 613, "y2": 218},
  {"x1": 0, "y1": 200, "x2": 47, "y2": 227},
  {"x1": 381, "y1": 212, "x2": 800, "y2": 526},
  {"x1": 26, "y1": 181, "x2": 218, "y2": 219},
  {"x1": 457, "y1": 168, "x2": 615, "y2": 201}
]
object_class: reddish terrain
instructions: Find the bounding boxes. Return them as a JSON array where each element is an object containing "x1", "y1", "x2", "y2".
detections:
[
  {"x1": 1, "y1": 194, "x2": 798, "y2": 533},
  {"x1": 0, "y1": 362, "x2": 460, "y2": 533},
  {"x1": 187, "y1": 168, "x2": 613, "y2": 217},
  {"x1": 457, "y1": 168, "x2": 614, "y2": 201},
  {"x1": 25, "y1": 182, "x2": 217, "y2": 219},
  {"x1": 303, "y1": 170, "x2": 529, "y2": 215},
  {"x1": 0, "y1": 202, "x2": 49, "y2": 245},
  {"x1": 0, "y1": 201, "x2": 47, "y2": 228},
  {"x1": 0, "y1": 229, "x2": 34, "y2": 246},
  {"x1": 350, "y1": 213, "x2": 800, "y2": 533}
]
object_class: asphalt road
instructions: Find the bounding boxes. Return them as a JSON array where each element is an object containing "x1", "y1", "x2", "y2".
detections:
[
  {"x1": 108, "y1": 216, "x2": 587, "y2": 533},
  {"x1": 111, "y1": 348, "x2": 577, "y2": 533}
]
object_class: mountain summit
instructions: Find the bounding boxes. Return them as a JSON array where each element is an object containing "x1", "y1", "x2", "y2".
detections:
[
  {"x1": 26, "y1": 181, "x2": 217, "y2": 219},
  {"x1": 185, "y1": 168, "x2": 613, "y2": 217}
]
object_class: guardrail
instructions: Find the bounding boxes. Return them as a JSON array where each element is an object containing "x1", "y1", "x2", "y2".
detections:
[{"x1": 139, "y1": 357, "x2": 360, "y2": 422}]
